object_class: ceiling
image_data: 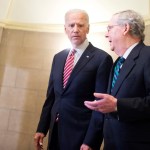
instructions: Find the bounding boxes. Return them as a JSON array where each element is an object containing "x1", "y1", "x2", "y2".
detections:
[
  {"x1": 1, "y1": 0, "x2": 150, "y2": 32},
  {"x1": 43, "y1": 0, "x2": 150, "y2": 24}
]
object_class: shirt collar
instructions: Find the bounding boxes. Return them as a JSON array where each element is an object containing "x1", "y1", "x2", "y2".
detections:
[
  {"x1": 71, "y1": 39, "x2": 89, "y2": 55},
  {"x1": 123, "y1": 42, "x2": 139, "y2": 59}
]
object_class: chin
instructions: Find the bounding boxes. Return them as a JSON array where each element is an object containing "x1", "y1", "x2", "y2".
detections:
[{"x1": 73, "y1": 42, "x2": 81, "y2": 46}]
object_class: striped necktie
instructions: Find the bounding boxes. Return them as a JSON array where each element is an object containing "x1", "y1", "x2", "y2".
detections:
[
  {"x1": 111, "y1": 57, "x2": 125, "y2": 91},
  {"x1": 63, "y1": 49, "x2": 76, "y2": 88}
]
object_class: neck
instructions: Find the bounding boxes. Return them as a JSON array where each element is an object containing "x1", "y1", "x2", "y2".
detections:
[{"x1": 120, "y1": 37, "x2": 141, "y2": 56}]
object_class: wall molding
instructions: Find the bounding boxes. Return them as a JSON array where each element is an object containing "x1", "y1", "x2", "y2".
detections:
[{"x1": 1, "y1": 18, "x2": 150, "y2": 33}]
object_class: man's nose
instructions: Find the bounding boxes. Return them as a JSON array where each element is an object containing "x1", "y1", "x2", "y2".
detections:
[
  {"x1": 105, "y1": 32, "x2": 109, "y2": 38},
  {"x1": 73, "y1": 25, "x2": 79, "y2": 32}
]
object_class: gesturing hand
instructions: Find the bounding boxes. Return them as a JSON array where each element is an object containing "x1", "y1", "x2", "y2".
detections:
[{"x1": 84, "y1": 93, "x2": 117, "y2": 113}]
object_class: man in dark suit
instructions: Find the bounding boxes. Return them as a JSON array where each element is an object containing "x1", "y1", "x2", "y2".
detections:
[
  {"x1": 34, "y1": 9, "x2": 113, "y2": 150},
  {"x1": 84, "y1": 10, "x2": 150, "y2": 150}
]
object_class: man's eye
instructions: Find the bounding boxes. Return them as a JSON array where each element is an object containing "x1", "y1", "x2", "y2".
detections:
[
  {"x1": 70, "y1": 24, "x2": 74, "y2": 28},
  {"x1": 79, "y1": 25, "x2": 83, "y2": 28}
]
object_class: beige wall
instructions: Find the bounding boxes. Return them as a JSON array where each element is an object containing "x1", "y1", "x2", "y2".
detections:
[
  {"x1": 0, "y1": 27, "x2": 3, "y2": 44},
  {"x1": 144, "y1": 25, "x2": 150, "y2": 45},
  {"x1": 0, "y1": 26, "x2": 150, "y2": 150},
  {"x1": 0, "y1": 29, "x2": 59, "y2": 150}
]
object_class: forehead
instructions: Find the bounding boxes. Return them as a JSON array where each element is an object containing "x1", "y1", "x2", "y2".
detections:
[
  {"x1": 109, "y1": 14, "x2": 119, "y2": 25},
  {"x1": 66, "y1": 12, "x2": 87, "y2": 23}
]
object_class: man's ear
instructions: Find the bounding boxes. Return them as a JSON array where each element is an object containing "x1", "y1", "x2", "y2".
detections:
[
  {"x1": 64, "y1": 25, "x2": 67, "y2": 33},
  {"x1": 87, "y1": 24, "x2": 90, "y2": 34},
  {"x1": 123, "y1": 23, "x2": 130, "y2": 35}
]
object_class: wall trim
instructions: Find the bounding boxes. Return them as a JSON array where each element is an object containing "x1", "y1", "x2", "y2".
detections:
[{"x1": 1, "y1": 18, "x2": 150, "y2": 33}]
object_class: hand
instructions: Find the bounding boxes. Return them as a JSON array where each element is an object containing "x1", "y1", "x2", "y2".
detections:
[
  {"x1": 84, "y1": 93, "x2": 117, "y2": 113},
  {"x1": 80, "y1": 144, "x2": 93, "y2": 150},
  {"x1": 34, "y1": 132, "x2": 45, "y2": 150}
]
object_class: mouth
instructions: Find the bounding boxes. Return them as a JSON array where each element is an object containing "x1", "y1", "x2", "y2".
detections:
[
  {"x1": 72, "y1": 35, "x2": 80, "y2": 38},
  {"x1": 72, "y1": 36, "x2": 80, "y2": 41}
]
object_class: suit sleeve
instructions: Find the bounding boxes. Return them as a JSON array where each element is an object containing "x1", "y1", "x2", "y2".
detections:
[
  {"x1": 36, "y1": 56, "x2": 56, "y2": 135},
  {"x1": 83, "y1": 54, "x2": 113, "y2": 149}
]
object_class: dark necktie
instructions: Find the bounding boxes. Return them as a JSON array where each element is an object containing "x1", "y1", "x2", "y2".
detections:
[
  {"x1": 63, "y1": 49, "x2": 76, "y2": 88},
  {"x1": 111, "y1": 57, "x2": 125, "y2": 90}
]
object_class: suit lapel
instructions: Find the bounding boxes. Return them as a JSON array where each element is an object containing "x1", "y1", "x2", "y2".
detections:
[
  {"x1": 111, "y1": 59, "x2": 135, "y2": 95},
  {"x1": 111, "y1": 42, "x2": 144, "y2": 95}
]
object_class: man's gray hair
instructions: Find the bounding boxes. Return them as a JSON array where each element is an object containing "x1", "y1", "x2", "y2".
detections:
[
  {"x1": 114, "y1": 10, "x2": 145, "y2": 41},
  {"x1": 65, "y1": 9, "x2": 89, "y2": 24}
]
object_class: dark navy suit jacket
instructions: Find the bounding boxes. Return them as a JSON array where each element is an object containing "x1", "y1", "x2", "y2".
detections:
[
  {"x1": 37, "y1": 42, "x2": 113, "y2": 150},
  {"x1": 104, "y1": 42, "x2": 150, "y2": 150}
]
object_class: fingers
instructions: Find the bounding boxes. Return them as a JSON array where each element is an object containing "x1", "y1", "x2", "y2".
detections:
[
  {"x1": 39, "y1": 136, "x2": 43, "y2": 146},
  {"x1": 84, "y1": 100, "x2": 102, "y2": 111},
  {"x1": 94, "y1": 92, "x2": 106, "y2": 99},
  {"x1": 84, "y1": 100, "x2": 99, "y2": 106},
  {"x1": 34, "y1": 133, "x2": 45, "y2": 150},
  {"x1": 84, "y1": 100, "x2": 97, "y2": 110},
  {"x1": 80, "y1": 144, "x2": 93, "y2": 150},
  {"x1": 39, "y1": 137, "x2": 44, "y2": 150}
]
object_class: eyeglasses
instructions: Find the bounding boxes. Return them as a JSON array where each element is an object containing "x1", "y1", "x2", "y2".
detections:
[{"x1": 107, "y1": 25, "x2": 120, "y2": 31}]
